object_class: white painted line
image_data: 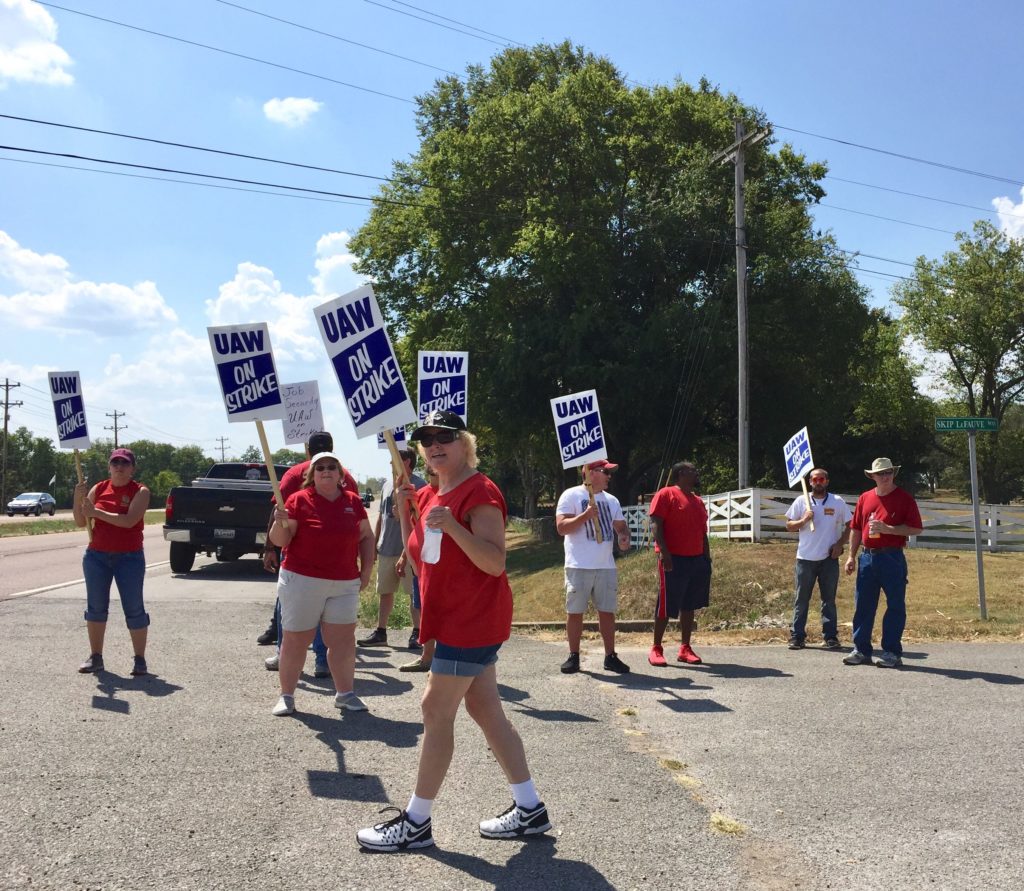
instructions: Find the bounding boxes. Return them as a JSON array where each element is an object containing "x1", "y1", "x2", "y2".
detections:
[{"x1": 3, "y1": 561, "x2": 171, "y2": 601}]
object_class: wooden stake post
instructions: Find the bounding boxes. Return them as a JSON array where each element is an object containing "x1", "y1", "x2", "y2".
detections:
[
  {"x1": 73, "y1": 448, "x2": 92, "y2": 542},
  {"x1": 800, "y1": 474, "x2": 815, "y2": 532},
  {"x1": 582, "y1": 465, "x2": 603, "y2": 544},
  {"x1": 382, "y1": 428, "x2": 418, "y2": 520},
  {"x1": 255, "y1": 420, "x2": 284, "y2": 510}
]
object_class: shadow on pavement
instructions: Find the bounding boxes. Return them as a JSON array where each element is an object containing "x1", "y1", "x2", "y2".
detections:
[
  {"x1": 294, "y1": 709, "x2": 423, "y2": 802},
  {"x1": 498, "y1": 683, "x2": 598, "y2": 724},
  {"x1": 419, "y1": 838, "x2": 617, "y2": 890},
  {"x1": 169, "y1": 559, "x2": 275, "y2": 582},
  {"x1": 90, "y1": 671, "x2": 184, "y2": 713},
  {"x1": 898, "y1": 664, "x2": 1024, "y2": 685}
]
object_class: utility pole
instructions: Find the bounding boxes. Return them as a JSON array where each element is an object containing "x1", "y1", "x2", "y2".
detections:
[
  {"x1": 1, "y1": 378, "x2": 24, "y2": 508},
  {"x1": 714, "y1": 120, "x2": 770, "y2": 489},
  {"x1": 216, "y1": 437, "x2": 230, "y2": 461},
  {"x1": 104, "y1": 410, "x2": 126, "y2": 447}
]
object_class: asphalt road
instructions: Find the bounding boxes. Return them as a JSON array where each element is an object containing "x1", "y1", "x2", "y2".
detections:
[{"x1": 1, "y1": 556, "x2": 1022, "y2": 889}]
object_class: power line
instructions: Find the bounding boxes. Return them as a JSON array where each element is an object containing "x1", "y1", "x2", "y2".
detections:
[
  {"x1": 776, "y1": 124, "x2": 1024, "y2": 188},
  {"x1": 361, "y1": 0, "x2": 513, "y2": 46},
  {"x1": 815, "y1": 203, "x2": 960, "y2": 235},
  {"x1": 382, "y1": 0, "x2": 527, "y2": 47},
  {"x1": 825, "y1": 175, "x2": 1024, "y2": 221},
  {"x1": 38, "y1": 2, "x2": 415, "y2": 105},
  {"x1": 212, "y1": 0, "x2": 458, "y2": 76},
  {"x1": 0, "y1": 154, "x2": 372, "y2": 209}
]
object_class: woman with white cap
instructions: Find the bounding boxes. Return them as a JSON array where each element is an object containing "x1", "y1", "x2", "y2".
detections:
[{"x1": 268, "y1": 452, "x2": 374, "y2": 716}]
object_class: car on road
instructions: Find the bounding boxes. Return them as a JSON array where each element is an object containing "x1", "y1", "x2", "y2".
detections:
[
  {"x1": 6, "y1": 492, "x2": 57, "y2": 517},
  {"x1": 362, "y1": 489, "x2": 375, "y2": 508}
]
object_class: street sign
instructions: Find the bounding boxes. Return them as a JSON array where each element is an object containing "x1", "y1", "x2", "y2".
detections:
[{"x1": 934, "y1": 417, "x2": 999, "y2": 432}]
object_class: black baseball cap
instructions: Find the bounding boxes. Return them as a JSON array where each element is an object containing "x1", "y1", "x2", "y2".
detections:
[{"x1": 409, "y1": 410, "x2": 467, "y2": 441}]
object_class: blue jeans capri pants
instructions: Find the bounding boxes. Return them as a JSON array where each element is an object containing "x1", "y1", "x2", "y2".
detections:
[
  {"x1": 430, "y1": 642, "x2": 501, "y2": 677},
  {"x1": 82, "y1": 548, "x2": 149, "y2": 629}
]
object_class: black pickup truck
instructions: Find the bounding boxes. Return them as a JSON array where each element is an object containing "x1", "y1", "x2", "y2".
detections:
[{"x1": 163, "y1": 462, "x2": 291, "y2": 574}]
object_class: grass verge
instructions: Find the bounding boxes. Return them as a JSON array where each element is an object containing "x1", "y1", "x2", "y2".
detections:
[{"x1": 0, "y1": 511, "x2": 165, "y2": 538}]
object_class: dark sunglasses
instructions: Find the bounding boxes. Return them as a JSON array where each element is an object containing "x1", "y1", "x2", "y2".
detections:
[
  {"x1": 417, "y1": 430, "x2": 458, "y2": 447},
  {"x1": 873, "y1": 469, "x2": 895, "y2": 476},
  {"x1": 593, "y1": 468, "x2": 614, "y2": 476},
  {"x1": 314, "y1": 463, "x2": 339, "y2": 472},
  {"x1": 110, "y1": 458, "x2": 132, "y2": 467},
  {"x1": 809, "y1": 476, "x2": 827, "y2": 483}
]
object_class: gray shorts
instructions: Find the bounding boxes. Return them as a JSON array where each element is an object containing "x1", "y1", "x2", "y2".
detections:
[
  {"x1": 564, "y1": 567, "x2": 618, "y2": 614},
  {"x1": 277, "y1": 568, "x2": 360, "y2": 631}
]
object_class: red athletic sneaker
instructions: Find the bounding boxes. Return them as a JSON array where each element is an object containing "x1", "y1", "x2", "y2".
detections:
[
  {"x1": 648, "y1": 645, "x2": 667, "y2": 667},
  {"x1": 677, "y1": 644, "x2": 703, "y2": 665}
]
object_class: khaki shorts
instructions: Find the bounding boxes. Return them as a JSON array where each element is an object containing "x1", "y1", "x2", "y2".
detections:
[
  {"x1": 376, "y1": 555, "x2": 413, "y2": 597},
  {"x1": 565, "y1": 567, "x2": 618, "y2": 614},
  {"x1": 278, "y1": 568, "x2": 360, "y2": 631}
]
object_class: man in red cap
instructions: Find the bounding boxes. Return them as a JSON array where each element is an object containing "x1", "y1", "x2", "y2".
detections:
[
  {"x1": 555, "y1": 459, "x2": 631, "y2": 674},
  {"x1": 648, "y1": 461, "x2": 711, "y2": 666}
]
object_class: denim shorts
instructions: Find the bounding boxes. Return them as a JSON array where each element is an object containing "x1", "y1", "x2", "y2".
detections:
[
  {"x1": 431, "y1": 642, "x2": 501, "y2": 677},
  {"x1": 82, "y1": 548, "x2": 149, "y2": 629}
]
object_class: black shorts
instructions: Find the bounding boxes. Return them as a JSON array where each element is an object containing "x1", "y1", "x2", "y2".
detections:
[{"x1": 656, "y1": 553, "x2": 711, "y2": 618}]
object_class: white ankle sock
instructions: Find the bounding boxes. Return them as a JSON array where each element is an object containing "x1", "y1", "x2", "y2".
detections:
[
  {"x1": 406, "y1": 794, "x2": 433, "y2": 824},
  {"x1": 510, "y1": 779, "x2": 540, "y2": 809}
]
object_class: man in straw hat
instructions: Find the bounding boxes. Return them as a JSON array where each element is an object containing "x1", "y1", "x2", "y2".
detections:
[{"x1": 842, "y1": 457, "x2": 923, "y2": 668}]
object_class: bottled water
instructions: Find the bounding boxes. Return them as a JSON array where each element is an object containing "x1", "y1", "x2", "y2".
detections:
[{"x1": 421, "y1": 525, "x2": 443, "y2": 563}]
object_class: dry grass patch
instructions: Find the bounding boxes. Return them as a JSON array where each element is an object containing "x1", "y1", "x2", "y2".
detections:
[
  {"x1": 710, "y1": 813, "x2": 746, "y2": 835},
  {"x1": 508, "y1": 531, "x2": 1024, "y2": 641}
]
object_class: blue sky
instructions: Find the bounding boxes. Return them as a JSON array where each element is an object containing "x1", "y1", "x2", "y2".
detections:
[{"x1": 2, "y1": 0, "x2": 1023, "y2": 480}]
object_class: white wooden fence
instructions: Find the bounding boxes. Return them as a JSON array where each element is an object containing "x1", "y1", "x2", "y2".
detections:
[{"x1": 622, "y1": 488, "x2": 1024, "y2": 553}]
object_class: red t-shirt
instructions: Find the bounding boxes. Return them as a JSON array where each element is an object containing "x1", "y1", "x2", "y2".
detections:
[
  {"x1": 649, "y1": 486, "x2": 708, "y2": 556},
  {"x1": 90, "y1": 479, "x2": 145, "y2": 553},
  {"x1": 280, "y1": 487, "x2": 367, "y2": 580},
  {"x1": 851, "y1": 486, "x2": 922, "y2": 549},
  {"x1": 407, "y1": 472, "x2": 513, "y2": 648},
  {"x1": 275, "y1": 460, "x2": 359, "y2": 503}
]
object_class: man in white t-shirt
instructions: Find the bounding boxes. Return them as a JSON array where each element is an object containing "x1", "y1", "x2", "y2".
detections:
[
  {"x1": 785, "y1": 467, "x2": 852, "y2": 650},
  {"x1": 555, "y1": 459, "x2": 632, "y2": 675}
]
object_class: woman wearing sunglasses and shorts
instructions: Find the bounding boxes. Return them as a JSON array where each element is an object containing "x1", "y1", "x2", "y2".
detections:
[
  {"x1": 268, "y1": 452, "x2": 374, "y2": 716},
  {"x1": 357, "y1": 410, "x2": 550, "y2": 851}
]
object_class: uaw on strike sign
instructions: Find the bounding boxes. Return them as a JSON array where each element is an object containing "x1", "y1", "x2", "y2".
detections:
[
  {"x1": 208, "y1": 323, "x2": 285, "y2": 422},
  {"x1": 550, "y1": 389, "x2": 607, "y2": 469},
  {"x1": 418, "y1": 351, "x2": 468, "y2": 423},
  {"x1": 48, "y1": 370, "x2": 91, "y2": 449},
  {"x1": 314, "y1": 284, "x2": 417, "y2": 438}
]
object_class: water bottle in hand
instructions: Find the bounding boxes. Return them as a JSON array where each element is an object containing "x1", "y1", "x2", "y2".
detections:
[{"x1": 421, "y1": 525, "x2": 443, "y2": 564}]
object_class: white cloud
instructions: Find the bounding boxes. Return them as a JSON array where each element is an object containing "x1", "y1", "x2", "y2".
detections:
[
  {"x1": 992, "y1": 188, "x2": 1024, "y2": 242},
  {"x1": 263, "y1": 97, "x2": 323, "y2": 128},
  {"x1": 311, "y1": 230, "x2": 361, "y2": 297},
  {"x1": 0, "y1": 0, "x2": 74, "y2": 87},
  {"x1": 0, "y1": 230, "x2": 177, "y2": 334}
]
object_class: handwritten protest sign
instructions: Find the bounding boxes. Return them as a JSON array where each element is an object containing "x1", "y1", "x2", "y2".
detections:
[
  {"x1": 314, "y1": 284, "x2": 417, "y2": 438},
  {"x1": 280, "y1": 380, "x2": 325, "y2": 446},
  {"x1": 550, "y1": 389, "x2": 607, "y2": 470},
  {"x1": 48, "y1": 371, "x2": 91, "y2": 450},
  {"x1": 207, "y1": 323, "x2": 285, "y2": 423},
  {"x1": 783, "y1": 426, "x2": 814, "y2": 488},
  {"x1": 418, "y1": 351, "x2": 468, "y2": 423},
  {"x1": 377, "y1": 427, "x2": 407, "y2": 450}
]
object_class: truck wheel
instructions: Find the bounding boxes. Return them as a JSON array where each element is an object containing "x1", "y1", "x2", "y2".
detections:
[
  {"x1": 215, "y1": 547, "x2": 242, "y2": 562},
  {"x1": 169, "y1": 542, "x2": 196, "y2": 574}
]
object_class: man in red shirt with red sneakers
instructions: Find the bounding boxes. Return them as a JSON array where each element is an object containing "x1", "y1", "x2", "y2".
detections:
[{"x1": 648, "y1": 461, "x2": 712, "y2": 666}]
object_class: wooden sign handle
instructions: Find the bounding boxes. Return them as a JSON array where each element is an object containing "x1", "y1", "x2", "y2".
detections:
[
  {"x1": 255, "y1": 420, "x2": 285, "y2": 509},
  {"x1": 800, "y1": 475, "x2": 815, "y2": 532},
  {"x1": 582, "y1": 466, "x2": 603, "y2": 544},
  {"x1": 383, "y1": 429, "x2": 418, "y2": 520},
  {"x1": 74, "y1": 448, "x2": 92, "y2": 542}
]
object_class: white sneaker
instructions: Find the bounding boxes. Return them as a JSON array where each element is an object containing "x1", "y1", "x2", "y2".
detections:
[
  {"x1": 479, "y1": 801, "x2": 551, "y2": 839},
  {"x1": 335, "y1": 691, "x2": 368, "y2": 712},
  {"x1": 356, "y1": 808, "x2": 433, "y2": 851},
  {"x1": 271, "y1": 694, "x2": 294, "y2": 716},
  {"x1": 264, "y1": 653, "x2": 279, "y2": 671}
]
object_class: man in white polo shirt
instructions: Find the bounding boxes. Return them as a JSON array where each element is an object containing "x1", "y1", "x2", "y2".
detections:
[
  {"x1": 785, "y1": 467, "x2": 851, "y2": 649},
  {"x1": 555, "y1": 459, "x2": 631, "y2": 675}
]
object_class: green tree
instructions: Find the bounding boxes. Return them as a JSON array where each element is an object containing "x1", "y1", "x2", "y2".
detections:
[
  {"x1": 151, "y1": 470, "x2": 183, "y2": 505},
  {"x1": 894, "y1": 220, "x2": 1024, "y2": 502},
  {"x1": 272, "y1": 447, "x2": 305, "y2": 465},
  {"x1": 238, "y1": 445, "x2": 262, "y2": 463},
  {"x1": 352, "y1": 42, "x2": 878, "y2": 510}
]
